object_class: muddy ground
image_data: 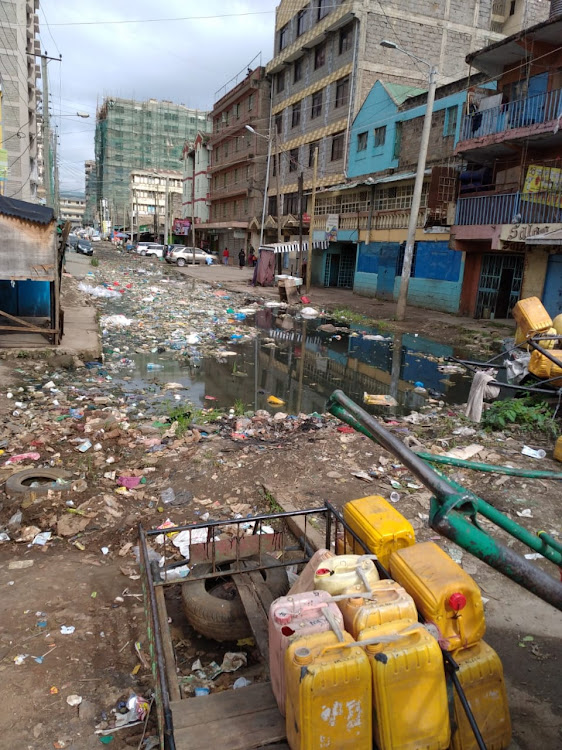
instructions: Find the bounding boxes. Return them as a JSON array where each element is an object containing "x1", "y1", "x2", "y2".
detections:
[{"x1": 0, "y1": 247, "x2": 560, "y2": 749}]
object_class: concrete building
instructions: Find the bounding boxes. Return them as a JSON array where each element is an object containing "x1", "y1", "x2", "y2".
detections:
[
  {"x1": 59, "y1": 191, "x2": 85, "y2": 228},
  {"x1": 0, "y1": 0, "x2": 41, "y2": 201},
  {"x1": 265, "y1": 0, "x2": 549, "y2": 221},
  {"x1": 94, "y1": 97, "x2": 208, "y2": 228},
  {"x1": 201, "y1": 67, "x2": 270, "y2": 255},
  {"x1": 130, "y1": 168, "x2": 182, "y2": 241},
  {"x1": 451, "y1": 5, "x2": 562, "y2": 318},
  {"x1": 182, "y1": 131, "x2": 212, "y2": 247},
  {"x1": 84, "y1": 159, "x2": 96, "y2": 225}
]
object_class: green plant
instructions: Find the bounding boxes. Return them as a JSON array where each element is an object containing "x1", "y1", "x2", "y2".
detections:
[
  {"x1": 233, "y1": 398, "x2": 245, "y2": 416},
  {"x1": 330, "y1": 306, "x2": 388, "y2": 330},
  {"x1": 90, "y1": 257, "x2": 99, "y2": 267},
  {"x1": 482, "y1": 397, "x2": 557, "y2": 436},
  {"x1": 260, "y1": 486, "x2": 283, "y2": 513}
]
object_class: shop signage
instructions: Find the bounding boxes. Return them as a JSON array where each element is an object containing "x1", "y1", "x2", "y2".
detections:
[
  {"x1": 500, "y1": 223, "x2": 562, "y2": 243},
  {"x1": 173, "y1": 218, "x2": 191, "y2": 235},
  {"x1": 325, "y1": 213, "x2": 339, "y2": 242}
]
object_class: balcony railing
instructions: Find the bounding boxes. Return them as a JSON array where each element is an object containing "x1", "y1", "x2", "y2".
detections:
[
  {"x1": 455, "y1": 190, "x2": 562, "y2": 226},
  {"x1": 459, "y1": 87, "x2": 562, "y2": 142},
  {"x1": 314, "y1": 208, "x2": 428, "y2": 233}
]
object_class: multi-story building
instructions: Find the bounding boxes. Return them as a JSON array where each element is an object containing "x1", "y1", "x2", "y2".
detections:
[
  {"x1": 59, "y1": 192, "x2": 85, "y2": 228},
  {"x1": 182, "y1": 131, "x2": 212, "y2": 247},
  {"x1": 84, "y1": 159, "x2": 96, "y2": 225},
  {"x1": 451, "y1": 4, "x2": 562, "y2": 318},
  {"x1": 94, "y1": 97, "x2": 208, "y2": 228},
  {"x1": 265, "y1": 0, "x2": 549, "y2": 230},
  {"x1": 0, "y1": 0, "x2": 41, "y2": 201},
  {"x1": 129, "y1": 168, "x2": 182, "y2": 241},
  {"x1": 200, "y1": 67, "x2": 270, "y2": 255}
]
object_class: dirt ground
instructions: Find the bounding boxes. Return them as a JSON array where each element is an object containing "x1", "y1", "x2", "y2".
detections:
[{"x1": 0, "y1": 246, "x2": 560, "y2": 748}]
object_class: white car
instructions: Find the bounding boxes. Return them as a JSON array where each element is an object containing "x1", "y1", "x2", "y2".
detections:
[
  {"x1": 136, "y1": 242, "x2": 166, "y2": 258},
  {"x1": 166, "y1": 246, "x2": 214, "y2": 266},
  {"x1": 91, "y1": 234, "x2": 101, "y2": 242}
]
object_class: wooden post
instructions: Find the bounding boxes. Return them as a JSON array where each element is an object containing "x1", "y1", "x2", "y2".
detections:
[{"x1": 305, "y1": 147, "x2": 318, "y2": 295}]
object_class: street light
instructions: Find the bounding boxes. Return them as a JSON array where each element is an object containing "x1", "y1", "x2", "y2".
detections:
[
  {"x1": 380, "y1": 40, "x2": 438, "y2": 321},
  {"x1": 245, "y1": 124, "x2": 272, "y2": 248}
]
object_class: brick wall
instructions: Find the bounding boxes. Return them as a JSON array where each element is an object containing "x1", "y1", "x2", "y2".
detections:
[{"x1": 399, "y1": 110, "x2": 456, "y2": 171}]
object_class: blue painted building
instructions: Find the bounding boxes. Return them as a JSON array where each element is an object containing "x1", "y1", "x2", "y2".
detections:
[{"x1": 312, "y1": 74, "x2": 492, "y2": 313}]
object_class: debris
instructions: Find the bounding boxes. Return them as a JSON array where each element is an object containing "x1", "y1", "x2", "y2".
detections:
[
  {"x1": 363, "y1": 393, "x2": 398, "y2": 407},
  {"x1": 4, "y1": 452, "x2": 41, "y2": 465},
  {"x1": 8, "y1": 559, "x2": 34, "y2": 569},
  {"x1": 521, "y1": 445, "x2": 546, "y2": 460},
  {"x1": 267, "y1": 395, "x2": 285, "y2": 406},
  {"x1": 516, "y1": 509, "x2": 533, "y2": 518},
  {"x1": 233, "y1": 677, "x2": 253, "y2": 689},
  {"x1": 66, "y1": 694, "x2": 82, "y2": 707},
  {"x1": 352, "y1": 471, "x2": 374, "y2": 482},
  {"x1": 443, "y1": 444, "x2": 484, "y2": 460},
  {"x1": 31, "y1": 531, "x2": 52, "y2": 546},
  {"x1": 60, "y1": 625, "x2": 75, "y2": 635}
]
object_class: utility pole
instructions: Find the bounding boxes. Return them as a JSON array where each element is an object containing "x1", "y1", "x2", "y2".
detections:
[
  {"x1": 275, "y1": 134, "x2": 282, "y2": 274},
  {"x1": 130, "y1": 190, "x2": 134, "y2": 241},
  {"x1": 41, "y1": 56, "x2": 53, "y2": 209},
  {"x1": 191, "y1": 159, "x2": 196, "y2": 264},
  {"x1": 153, "y1": 189, "x2": 158, "y2": 240},
  {"x1": 395, "y1": 64, "x2": 438, "y2": 321},
  {"x1": 164, "y1": 175, "x2": 170, "y2": 246},
  {"x1": 298, "y1": 171, "x2": 304, "y2": 278},
  {"x1": 53, "y1": 129, "x2": 59, "y2": 218},
  {"x1": 305, "y1": 146, "x2": 318, "y2": 295}
]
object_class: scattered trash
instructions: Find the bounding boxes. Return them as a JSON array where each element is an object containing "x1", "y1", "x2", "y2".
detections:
[
  {"x1": 267, "y1": 395, "x2": 285, "y2": 406},
  {"x1": 8, "y1": 559, "x2": 34, "y2": 569},
  {"x1": 352, "y1": 470, "x2": 374, "y2": 482},
  {"x1": 516, "y1": 509, "x2": 533, "y2": 518},
  {"x1": 4, "y1": 452, "x2": 41, "y2": 465},
  {"x1": 78, "y1": 282, "x2": 120, "y2": 299},
  {"x1": 31, "y1": 531, "x2": 52, "y2": 546},
  {"x1": 60, "y1": 625, "x2": 75, "y2": 635},
  {"x1": 389, "y1": 492, "x2": 401, "y2": 503},
  {"x1": 524, "y1": 552, "x2": 544, "y2": 560},
  {"x1": 363, "y1": 393, "x2": 398, "y2": 407},
  {"x1": 100, "y1": 314, "x2": 133, "y2": 327},
  {"x1": 233, "y1": 677, "x2": 253, "y2": 689},
  {"x1": 443, "y1": 444, "x2": 484, "y2": 460},
  {"x1": 521, "y1": 446, "x2": 546, "y2": 460},
  {"x1": 66, "y1": 694, "x2": 82, "y2": 707},
  {"x1": 300, "y1": 307, "x2": 319, "y2": 318}
]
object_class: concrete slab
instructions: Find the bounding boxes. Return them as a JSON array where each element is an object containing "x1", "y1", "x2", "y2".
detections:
[{"x1": 0, "y1": 305, "x2": 100, "y2": 361}]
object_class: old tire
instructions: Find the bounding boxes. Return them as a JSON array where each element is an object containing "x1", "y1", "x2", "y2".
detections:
[
  {"x1": 177, "y1": 258, "x2": 186, "y2": 267},
  {"x1": 182, "y1": 554, "x2": 289, "y2": 641},
  {"x1": 5, "y1": 468, "x2": 72, "y2": 497}
]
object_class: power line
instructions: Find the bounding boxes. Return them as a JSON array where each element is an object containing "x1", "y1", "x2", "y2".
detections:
[{"x1": 28, "y1": 9, "x2": 278, "y2": 28}]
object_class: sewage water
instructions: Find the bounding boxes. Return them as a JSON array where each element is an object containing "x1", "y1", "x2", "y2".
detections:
[{"x1": 114, "y1": 307, "x2": 475, "y2": 417}]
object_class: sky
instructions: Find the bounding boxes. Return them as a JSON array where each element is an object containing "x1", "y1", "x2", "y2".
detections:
[{"x1": 40, "y1": 0, "x2": 277, "y2": 193}]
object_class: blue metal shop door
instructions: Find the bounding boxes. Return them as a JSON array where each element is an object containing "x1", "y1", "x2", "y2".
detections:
[
  {"x1": 542, "y1": 254, "x2": 562, "y2": 317},
  {"x1": 377, "y1": 243, "x2": 399, "y2": 300}
]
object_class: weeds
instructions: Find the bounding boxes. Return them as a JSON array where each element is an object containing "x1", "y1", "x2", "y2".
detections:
[
  {"x1": 482, "y1": 397, "x2": 557, "y2": 436},
  {"x1": 330, "y1": 307, "x2": 388, "y2": 330},
  {"x1": 260, "y1": 486, "x2": 283, "y2": 513},
  {"x1": 90, "y1": 257, "x2": 99, "y2": 267},
  {"x1": 233, "y1": 398, "x2": 246, "y2": 416}
]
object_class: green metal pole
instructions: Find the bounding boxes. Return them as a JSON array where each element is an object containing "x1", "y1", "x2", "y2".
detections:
[{"x1": 417, "y1": 452, "x2": 562, "y2": 481}]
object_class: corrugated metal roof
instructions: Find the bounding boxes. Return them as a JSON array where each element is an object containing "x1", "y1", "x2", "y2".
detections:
[
  {"x1": 383, "y1": 82, "x2": 426, "y2": 105},
  {"x1": 315, "y1": 169, "x2": 431, "y2": 195},
  {"x1": 0, "y1": 196, "x2": 54, "y2": 225},
  {"x1": 260, "y1": 240, "x2": 328, "y2": 254}
]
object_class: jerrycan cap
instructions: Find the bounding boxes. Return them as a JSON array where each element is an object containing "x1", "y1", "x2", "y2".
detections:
[
  {"x1": 449, "y1": 592, "x2": 467, "y2": 611},
  {"x1": 315, "y1": 567, "x2": 332, "y2": 577},
  {"x1": 348, "y1": 595, "x2": 364, "y2": 608},
  {"x1": 274, "y1": 609, "x2": 293, "y2": 625},
  {"x1": 294, "y1": 647, "x2": 313, "y2": 665}
]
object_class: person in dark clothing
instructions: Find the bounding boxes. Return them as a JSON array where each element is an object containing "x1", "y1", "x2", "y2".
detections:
[{"x1": 238, "y1": 249, "x2": 246, "y2": 269}]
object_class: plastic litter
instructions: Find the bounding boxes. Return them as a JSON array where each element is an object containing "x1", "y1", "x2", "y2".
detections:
[
  {"x1": 100, "y1": 314, "x2": 133, "y2": 327},
  {"x1": 233, "y1": 677, "x2": 253, "y2": 689},
  {"x1": 66, "y1": 694, "x2": 82, "y2": 707},
  {"x1": 300, "y1": 306, "x2": 319, "y2": 318},
  {"x1": 78, "y1": 282, "x2": 120, "y2": 299},
  {"x1": 363, "y1": 393, "x2": 398, "y2": 407},
  {"x1": 4, "y1": 452, "x2": 40, "y2": 465},
  {"x1": 521, "y1": 445, "x2": 546, "y2": 459}
]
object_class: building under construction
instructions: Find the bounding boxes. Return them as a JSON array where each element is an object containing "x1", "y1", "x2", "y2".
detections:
[{"x1": 94, "y1": 97, "x2": 208, "y2": 228}]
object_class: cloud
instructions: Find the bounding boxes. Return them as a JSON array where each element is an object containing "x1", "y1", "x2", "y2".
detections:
[{"x1": 41, "y1": 0, "x2": 276, "y2": 191}]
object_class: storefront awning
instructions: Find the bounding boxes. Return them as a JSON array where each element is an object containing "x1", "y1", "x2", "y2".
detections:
[
  {"x1": 259, "y1": 240, "x2": 329, "y2": 254},
  {"x1": 525, "y1": 228, "x2": 562, "y2": 245}
]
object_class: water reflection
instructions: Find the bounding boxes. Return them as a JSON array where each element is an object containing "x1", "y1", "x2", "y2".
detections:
[{"x1": 117, "y1": 310, "x2": 473, "y2": 416}]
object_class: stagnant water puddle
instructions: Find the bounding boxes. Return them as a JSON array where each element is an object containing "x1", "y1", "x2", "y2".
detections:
[{"x1": 113, "y1": 309, "x2": 477, "y2": 417}]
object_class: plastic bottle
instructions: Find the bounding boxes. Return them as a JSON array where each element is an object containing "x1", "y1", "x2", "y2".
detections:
[{"x1": 146, "y1": 363, "x2": 164, "y2": 370}]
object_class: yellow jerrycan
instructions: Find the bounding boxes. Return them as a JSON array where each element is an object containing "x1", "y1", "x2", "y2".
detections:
[
  {"x1": 337, "y1": 579, "x2": 417, "y2": 639},
  {"x1": 389, "y1": 541, "x2": 486, "y2": 651},
  {"x1": 313, "y1": 554, "x2": 379, "y2": 595},
  {"x1": 342, "y1": 495, "x2": 416, "y2": 567},
  {"x1": 359, "y1": 619, "x2": 450, "y2": 750},
  {"x1": 284, "y1": 630, "x2": 372, "y2": 750}
]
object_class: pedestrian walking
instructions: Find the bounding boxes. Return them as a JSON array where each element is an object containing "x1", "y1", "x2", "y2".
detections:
[
  {"x1": 238, "y1": 248, "x2": 246, "y2": 269},
  {"x1": 222, "y1": 247, "x2": 230, "y2": 266}
]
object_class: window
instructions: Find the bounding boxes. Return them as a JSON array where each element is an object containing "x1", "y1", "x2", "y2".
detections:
[
  {"x1": 222, "y1": 203, "x2": 227, "y2": 217},
  {"x1": 392, "y1": 121, "x2": 402, "y2": 160},
  {"x1": 510, "y1": 0, "x2": 516, "y2": 15},
  {"x1": 294, "y1": 58, "x2": 303, "y2": 83},
  {"x1": 277, "y1": 71, "x2": 285, "y2": 93},
  {"x1": 314, "y1": 43, "x2": 326, "y2": 70},
  {"x1": 233, "y1": 201, "x2": 238, "y2": 217},
  {"x1": 223, "y1": 174, "x2": 227, "y2": 187},
  {"x1": 285, "y1": 192, "x2": 300, "y2": 215},
  {"x1": 373, "y1": 126, "x2": 386, "y2": 148},
  {"x1": 357, "y1": 131, "x2": 368, "y2": 151},
  {"x1": 317, "y1": 0, "x2": 330, "y2": 21},
  {"x1": 248, "y1": 93, "x2": 254, "y2": 111},
  {"x1": 296, "y1": 9, "x2": 307, "y2": 36},
  {"x1": 272, "y1": 153, "x2": 277, "y2": 177},
  {"x1": 279, "y1": 24, "x2": 288, "y2": 51},
  {"x1": 331, "y1": 132, "x2": 344, "y2": 161},
  {"x1": 291, "y1": 101, "x2": 301, "y2": 128},
  {"x1": 339, "y1": 23, "x2": 353, "y2": 54},
  {"x1": 246, "y1": 165, "x2": 251, "y2": 180},
  {"x1": 289, "y1": 148, "x2": 298, "y2": 172},
  {"x1": 268, "y1": 196, "x2": 277, "y2": 216},
  {"x1": 244, "y1": 197, "x2": 249, "y2": 213},
  {"x1": 235, "y1": 136, "x2": 239, "y2": 152},
  {"x1": 309, "y1": 141, "x2": 319, "y2": 167},
  {"x1": 311, "y1": 90, "x2": 323, "y2": 119},
  {"x1": 235, "y1": 103, "x2": 240, "y2": 119},
  {"x1": 335, "y1": 76, "x2": 350, "y2": 108},
  {"x1": 234, "y1": 168, "x2": 239, "y2": 184},
  {"x1": 224, "y1": 142, "x2": 229, "y2": 158},
  {"x1": 275, "y1": 113, "x2": 283, "y2": 135},
  {"x1": 444, "y1": 105, "x2": 458, "y2": 137},
  {"x1": 397, "y1": 242, "x2": 418, "y2": 277}
]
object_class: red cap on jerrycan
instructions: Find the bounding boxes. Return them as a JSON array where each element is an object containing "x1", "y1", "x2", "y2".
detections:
[{"x1": 449, "y1": 592, "x2": 467, "y2": 611}]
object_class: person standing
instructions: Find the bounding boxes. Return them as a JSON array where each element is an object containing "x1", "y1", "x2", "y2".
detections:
[
  {"x1": 222, "y1": 247, "x2": 230, "y2": 266},
  {"x1": 238, "y1": 248, "x2": 246, "y2": 269}
]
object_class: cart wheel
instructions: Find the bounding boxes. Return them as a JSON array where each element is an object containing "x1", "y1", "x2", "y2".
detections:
[{"x1": 181, "y1": 554, "x2": 289, "y2": 642}]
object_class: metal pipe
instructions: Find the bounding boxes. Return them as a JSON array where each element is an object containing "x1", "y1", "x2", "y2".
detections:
[
  {"x1": 416, "y1": 452, "x2": 562, "y2": 480},
  {"x1": 443, "y1": 653, "x2": 487, "y2": 750}
]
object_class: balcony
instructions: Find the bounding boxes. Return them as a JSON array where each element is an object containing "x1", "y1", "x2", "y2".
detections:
[
  {"x1": 457, "y1": 87, "x2": 562, "y2": 158},
  {"x1": 455, "y1": 190, "x2": 562, "y2": 226},
  {"x1": 314, "y1": 208, "x2": 428, "y2": 234}
]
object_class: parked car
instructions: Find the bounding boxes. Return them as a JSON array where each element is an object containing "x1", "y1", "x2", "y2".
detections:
[
  {"x1": 166, "y1": 246, "x2": 215, "y2": 266},
  {"x1": 66, "y1": 233, "x2": 79, "y2": 250},
  {"x1": 91, "y1": 233, "x2": 101, "y2": 242},
  {"x1": 136, "y1": 242, "x2": 166, "y2": 258},
  {"x1": 76, "y1": 238, "x2": 93, "y2": 256}
]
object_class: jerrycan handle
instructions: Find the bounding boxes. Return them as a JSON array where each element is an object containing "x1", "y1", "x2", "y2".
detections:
[
  {"x1": 330, "y1": 585, "x2": 401, "y2": 603},
  {"x1": 318, "y1": 623, "x2": 419, "y2": 658},
  {"x1": 321, "y1": 606, "x2": 345, "y2": 642}
]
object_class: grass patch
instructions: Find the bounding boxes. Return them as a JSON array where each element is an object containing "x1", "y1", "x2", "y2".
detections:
[
  {"x1": 90, "y1": 257, "x2": 99, "y2": 267},
  {"x1": 330, "y1": 306, "x2": 388, "y2": 330},
  {"x1": 482, "y1": 396, "x2": 557, "y2": 436},
  {"x1": 260, "y1": 486, "x2": 283, "y2": 513},
  {"x1": 233, "y1": 398, "x2": 245, "y2": 416}
]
